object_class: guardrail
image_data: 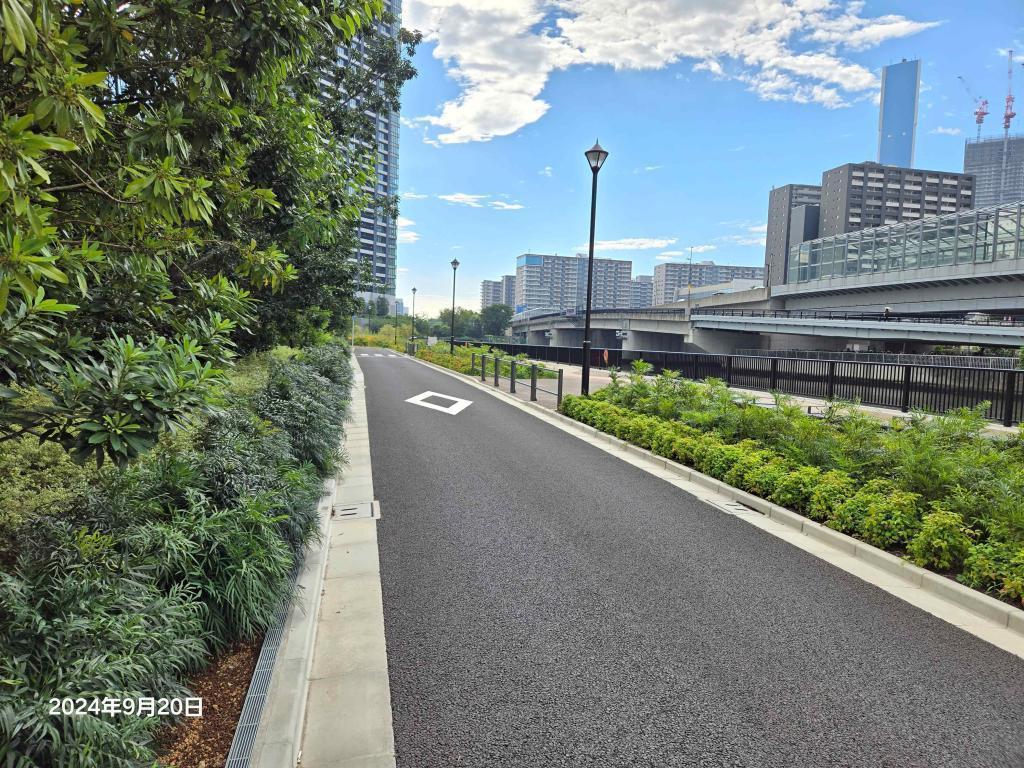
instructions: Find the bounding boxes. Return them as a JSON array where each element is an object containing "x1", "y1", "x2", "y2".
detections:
[
  {"x1": 691, "y1": 308, "x2": 1024, "y2": 327},
  {"x1": 472, "y1": 352, "x2": 564, "y2": 407},
  {"x1": 465, "y1": 341, "x2": 1024, "y2": 426},
  {"x1": 733, "y1": 348, "x2": 1020, "y2": 369}
]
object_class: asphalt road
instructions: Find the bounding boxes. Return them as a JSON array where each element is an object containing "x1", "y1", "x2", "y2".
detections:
[{"x1": 357, "y1": 349, "x2": 1024, "y2": 768}]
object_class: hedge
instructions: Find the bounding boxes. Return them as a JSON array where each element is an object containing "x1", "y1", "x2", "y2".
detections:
[{"x1": 559, "y1": 395, "x2": 1024, "y2": 604}]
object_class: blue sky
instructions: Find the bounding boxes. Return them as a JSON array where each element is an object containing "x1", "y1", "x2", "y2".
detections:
[{"x1": 394, "y1": 0, "x2": 1024, "y2": 316}]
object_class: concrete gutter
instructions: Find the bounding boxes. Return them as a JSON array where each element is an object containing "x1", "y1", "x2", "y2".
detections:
[
  {"x1": 407, "y1": 351, "x2": 1024, "y2": 661},
  {"x1": 251, "y1": 355, "x2": 395, "y2": 768}
]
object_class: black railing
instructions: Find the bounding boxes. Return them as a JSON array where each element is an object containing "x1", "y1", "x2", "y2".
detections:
[
  {"x1": 460, "y1": 341, "x2": 1024, "y2": 426},
  {"x1": 690, "y1": 308, "x2": 1024, "y2": 327},
  {"x1": 472, "y1": 351, "x2": 564, "y2": 407}
]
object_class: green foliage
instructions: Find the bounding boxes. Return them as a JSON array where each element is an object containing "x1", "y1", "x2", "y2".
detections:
[
  {"x1": 0, "y1": 434, "x2": 91, "y2": 544},
  {"x1": 770, "y1": 466, "x2": 822, "y2": 514},
  {"x1": 826, "y1": 479, "x2": 898, "y2": 535},
  {"x1": 857, "y1": 489, "x2": 922, "y2": 550},
  {"x1": 908, "y1": 505, "x2": 974, "y2": 570},
  {"x1": 0, "y1": 341, "x2": 353, "y2": 763},
  {"x1": 0, "y1": 0, "x2": 417, "y2": 463},
  {"x1": 480, "y1": 304, "x2": 514, "y2": 336},
  {"x1": 959, "y1": 539, "x2": 1024, "y2": 605},
  {"x1": 807, "y1": 470, "x2": 856, "y2": 522}
]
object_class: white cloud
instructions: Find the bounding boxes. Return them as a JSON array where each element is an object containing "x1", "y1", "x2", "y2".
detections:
[
  {"x1": 407, "y1": 0, "x2": 939, "y2": 143},
  {"x1": 729, "y1": 145, "x2": 746, "y2": 152},
  {"x1": 438, "y1": 193, "x2": 489, "y2": 207},
  {"x1": 397, "y1": 216, "x2": 419, "y2": 244},
  {"x1": 587, "y1": 237, "x2": 678, "y2": 251},
  {"x1": 689, "y1": 244, "x2": 718, "y2": 253},
  {"x1": 539, "y1": 165, "x2": 553, "y2": 177},
  {"x1": 720, "y1": 234, "x2": 766, "y2": 247},
  {"x1": 656, "y1": 253, "x2": 680, "y2": 260},
  {"x1": 397, "y1": 267, "x2": 410, "y2": 273},
  {"x1": 401, "y1": 190, "x2": 429, "y2": 200},
  {"x1": 490, "y1": 200, "x2": 525, "y2": 210},
  {"x1": 656, "y1": 244, "x2": 717, "y2": 260},
  {"x1": 930, "y1": 126, "x2": 962, "y2": 136}
]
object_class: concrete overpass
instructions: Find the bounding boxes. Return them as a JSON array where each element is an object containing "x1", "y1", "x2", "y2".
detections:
[{"x1": 511, "y1": 306, "x2": 1024, "y2": 353}]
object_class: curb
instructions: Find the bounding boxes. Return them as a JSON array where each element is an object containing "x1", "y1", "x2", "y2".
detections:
[
  {"x1": 250, "y1": 355, "x2": 375, "y2": 768},
  {"x1": 405, "y1": 351, "x2": 1024, "y2": 649}
]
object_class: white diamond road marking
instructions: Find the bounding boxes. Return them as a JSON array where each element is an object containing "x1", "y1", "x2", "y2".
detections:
[{"x1": 405, "y1": 390, "x2": 473, "y2": 415}]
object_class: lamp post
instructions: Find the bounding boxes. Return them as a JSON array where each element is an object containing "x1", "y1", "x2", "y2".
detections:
[
  {"x1": 411, "y1": 287, "x2": 417, "y2": 345},
  {"x1": 581, "y1": 140, "x2": 609, "y2": 396},
  {"x1": 449, "y1": 259, "x2": 459, "y2": 354}
]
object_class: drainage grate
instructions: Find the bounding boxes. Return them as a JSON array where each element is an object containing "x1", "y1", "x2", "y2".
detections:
[
  {"x1": 704, "y1": 498, "x2": 755, "y2": 516},
  {"x1": 332, "y1": 500, "x2": 380, "y2": 520},
  {"x1": 223, "y1": 573, "x2": 295, "y2": 768}
]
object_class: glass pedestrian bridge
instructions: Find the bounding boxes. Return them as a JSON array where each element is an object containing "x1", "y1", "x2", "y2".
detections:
[{"x1": 787, "y1": 202, "x2": 1023, "y2": 285}]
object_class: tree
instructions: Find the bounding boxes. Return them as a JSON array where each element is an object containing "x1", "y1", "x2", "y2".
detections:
[
  {"x1": 0, "y1": 0, "x2": 413, "y2": 464},
  {"x1": 376, "y1": 295, "x2": 390, "y2": 317},
  {"x1": 481, "y1": 304, "x2": 513, "y2": 336},
  {"x1": 437, "y1": 308, "x2": 481, "y2": 339}
]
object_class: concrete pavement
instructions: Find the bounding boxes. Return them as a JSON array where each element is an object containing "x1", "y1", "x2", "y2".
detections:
[{"x1": 358, "y1": 348, "x2": 1024, "y2": 767}]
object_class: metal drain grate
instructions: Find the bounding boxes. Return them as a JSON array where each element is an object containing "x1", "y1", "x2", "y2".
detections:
[
  {"x1": 223, "y1": 575, "x2": 294, "y2": 768},
  {"x1": 704, "y1": 498, "x2": 756, "y2": 516},
  {"x1": 332, "y1": 500, "x2": 380, "y2": 520}
]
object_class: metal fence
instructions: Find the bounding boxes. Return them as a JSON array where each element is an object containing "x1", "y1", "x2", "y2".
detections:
[
  {"x1": 461, "y1": 341, "x2": 1024, "y2": 426},
  {"x1": 733, "y1": 349, "x2": 1020, "y2": 370},
  {"x1": 472, "y1": 352, "x2": 565, "y2": 407}
]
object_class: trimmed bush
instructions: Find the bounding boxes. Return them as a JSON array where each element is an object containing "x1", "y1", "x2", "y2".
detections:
[
  {"x1": 723, "y1": 448, "x2": 790, "y2": 497},
  {"x1": 808, "y1": 470, "x2": 856, "y2": 522},
  {"x1": 857, "y1": 489, "x2": 922, "y2": 550},
  {"x1": 826, "y1": 479, "x2": 899, "y2": 535},
  {"x1": 771, "y1": 466, "x2": 823, "y2": 514},
  {"x1": 959, "y1": 539, "x2": 1024, "y2": 605},
  {"x1": 908, "y1": 505, "x2": 974, "y2": 570}
]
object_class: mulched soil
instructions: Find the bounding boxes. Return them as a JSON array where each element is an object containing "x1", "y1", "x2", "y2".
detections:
[{"x1": 157, "y1": 638, "x2": 262, "y2": 768}]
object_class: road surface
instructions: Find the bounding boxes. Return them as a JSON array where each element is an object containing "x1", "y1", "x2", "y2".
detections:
[{"x1": 356, "y1": 349, "x2": 1024, "y2": 768}]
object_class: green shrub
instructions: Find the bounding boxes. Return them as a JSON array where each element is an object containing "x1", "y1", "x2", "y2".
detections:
[
  {"x1": 0, "y1": 436, "x2": 93, "y2": 544},
  {"x1": 770, "y1": 466, "x2": 823, "y2": 513},
  {"x1": 691, "y1": 438, "x2": 749, "y2": 480},
  {"x1": 908, "y1": 504, "x2": 974, "y2": 570},
  {"x1": 857, "y1": 489, "x2": 922, "y2": 549},
  {"x1": 808, "y1": 471, "x2": 856, "y2": 522},
  {"x1": 827, "y1": 479, "x2": 898, "y2": 535},
  {"x1": 959, "y1": 538, "x2": 1024, "y2": 605},
  {"x1": 723, "y1": 449, "x2": 789, "y2": 497}
]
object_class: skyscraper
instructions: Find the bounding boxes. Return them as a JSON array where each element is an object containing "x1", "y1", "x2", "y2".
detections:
[
  {"x1": 342, "y1": 0, "x2": 401, "y2": 303},
  {"x1": 765, "y1": 184, "x2": 822, "y2": 287},
  {"x1": 964, "y1": 135, "x2": 1024, "y2": 207},
  {"x1": 877, "y1": 59, "x2": 921, "y2": 167},
  {"x1": 514, "y1": 254, "x2": 632, "y2": 313},
  {"x1": 630, "y1": 276, "x2": 653, "y2": 308}
]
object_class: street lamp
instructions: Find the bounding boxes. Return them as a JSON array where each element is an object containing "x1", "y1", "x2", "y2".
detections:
[
  {"x1": 411, "y1": 287, "x2": 417, "y2": 345},
  {"x1": 581, "y1": 140, "x2": 609, "y2": 396},
  {"x1": 450, "y1": 258, "x2": 459, "y2": 354}
]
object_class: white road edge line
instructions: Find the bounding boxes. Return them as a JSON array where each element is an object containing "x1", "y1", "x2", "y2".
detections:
[{"x1": 404, "y1": 351, "x2": 1024, "y2": 661}]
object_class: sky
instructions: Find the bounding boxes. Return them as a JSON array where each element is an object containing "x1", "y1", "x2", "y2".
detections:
[{"x1": 393, "y1": 0, "x2": 1024, "y2": 316}]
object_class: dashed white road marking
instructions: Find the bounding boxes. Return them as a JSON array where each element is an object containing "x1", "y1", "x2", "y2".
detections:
[
  {"x1": 387, "y1": 354, "x2": 398, "y2": 357},
  {"x1": 374, "y1": 353, "x2": 384, "y2": 357},
  {"x1": 405, "y1": 390, "x2": 473, "y2": 415}
]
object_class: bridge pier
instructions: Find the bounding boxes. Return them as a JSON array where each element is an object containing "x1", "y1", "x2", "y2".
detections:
[
  {"x1": 623, "y1": 329, "x2": 688, "y2": 352},
  {"x1": 526, "y1": 329, "x2": 550, "y2": 346},
  {"x1": 551, "y1": 328, "x2": 583, "y2": 348}
]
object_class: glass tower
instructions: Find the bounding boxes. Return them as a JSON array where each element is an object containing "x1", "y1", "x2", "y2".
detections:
[{"x1": 877, "y1": 59, "x2": 920, "y2": 168}]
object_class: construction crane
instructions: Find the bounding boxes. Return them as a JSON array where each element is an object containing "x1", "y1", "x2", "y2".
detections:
[
  {"x1": 957, "y1": 75, "x2": 989, "y2": 141},
  {"x1": 1000, "y1": 50, "x2": 1018, "y2": 202}
]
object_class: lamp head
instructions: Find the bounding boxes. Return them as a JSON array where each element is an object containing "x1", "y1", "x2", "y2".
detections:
[{"x1": 585, "y1": 140, "x2": 609, "y2": 172}]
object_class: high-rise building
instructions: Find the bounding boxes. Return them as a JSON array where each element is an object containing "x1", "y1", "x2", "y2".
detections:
[
  {"x1": 500, "y1": 274, "x2": 516, "y2": 306},
  {"x1": 631, "y1": 275, "x2": 653, "y2": 308},
  {"x1": 964, "y1": 135, "x2": 1024, "y2": 207},
  {"x1": 652, "y1": 261, "x2": 765, "y2": 305},
  {"x1": 818, "y1": 162, "x2": 974, "y2": 238},
  {"x1": 514, "y1": 253, "x2": 632, "y2": 313},
  {"x1": 480, "y1": 275, "x2": 516, "y2": 310},
  {"x1": 340, "y1": 0, "x2": 401, "y2": 301},
  {"x1": 765, "y1": 184, "x2": 822, "y2": 287},
  {"x1": 878, "y1": 59, "x2": 920, "y2": 167},
  {"x1": 480, "y1": 279, "x2": 502, "y2": 310}
]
